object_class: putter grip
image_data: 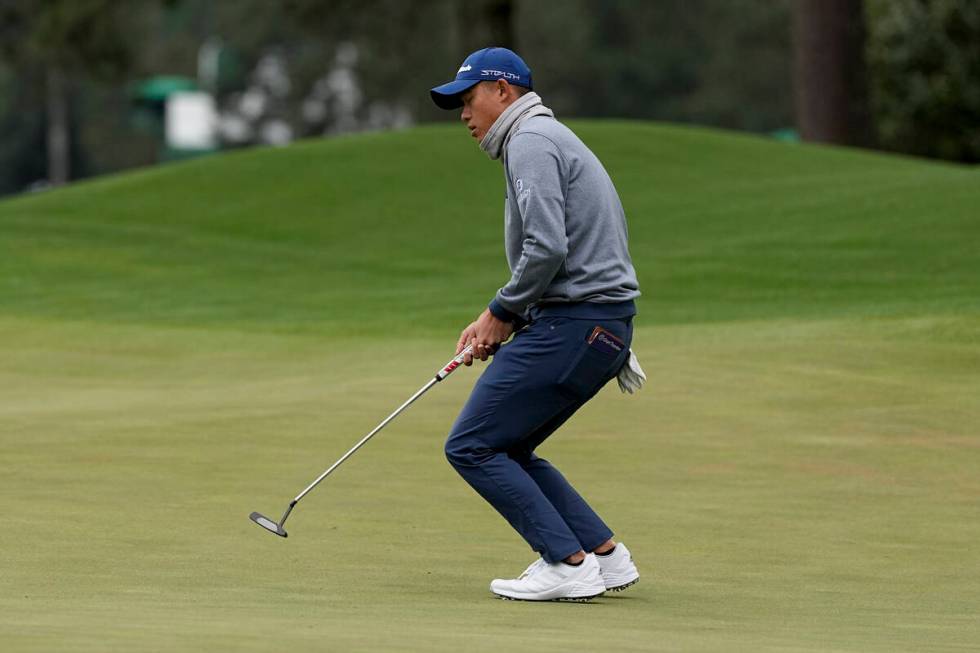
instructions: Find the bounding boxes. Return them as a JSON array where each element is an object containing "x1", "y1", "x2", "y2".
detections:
[{"x1": 435, "y1": 345, "x2": 474, "y2": 381}]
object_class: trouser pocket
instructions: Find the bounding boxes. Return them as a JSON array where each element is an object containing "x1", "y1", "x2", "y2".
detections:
[{"x1": 556, "y1": 321, "x2": 631, "y2": 399}]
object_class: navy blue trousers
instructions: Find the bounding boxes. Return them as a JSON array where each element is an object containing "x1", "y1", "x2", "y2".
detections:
[{"x1": 445, "y1": 310, "x2": 633, "y2": 563}]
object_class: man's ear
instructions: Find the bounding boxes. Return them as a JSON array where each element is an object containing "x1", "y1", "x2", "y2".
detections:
[{"x1": 496, "y1": 79, "x2": 511, "y2": 100}]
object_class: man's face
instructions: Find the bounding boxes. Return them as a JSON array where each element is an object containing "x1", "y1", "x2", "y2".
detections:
[{"x1": 460, "y1": 82, "x2": 507, "y2": 142}]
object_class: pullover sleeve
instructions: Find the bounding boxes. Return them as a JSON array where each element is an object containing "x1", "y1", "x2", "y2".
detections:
[{"x1": 489, "y1": 132, "x2": 568, "y2": 321}]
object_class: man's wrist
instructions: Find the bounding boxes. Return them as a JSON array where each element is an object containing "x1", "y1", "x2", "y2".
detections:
[{"x1": 488, "y1": 298, "x2": 519, "y2": 323}]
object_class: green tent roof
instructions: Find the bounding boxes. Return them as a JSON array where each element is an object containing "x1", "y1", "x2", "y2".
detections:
[{"x1": 133, "y1": 76, "x2": 198, "y2": 102}]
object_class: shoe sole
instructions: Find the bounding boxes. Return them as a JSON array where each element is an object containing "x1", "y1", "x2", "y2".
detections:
[
  {"x1": 493, "y1": 591, "x2": 605, "y2": 603},
  {"x1": 605, "y1": 577, "x2": 639, "y2": 592}
]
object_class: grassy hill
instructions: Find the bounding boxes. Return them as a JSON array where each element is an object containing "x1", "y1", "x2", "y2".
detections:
[
  {"x1": 2, "y1": 122, "x2": 976, "y2": 332},
  {"x1": 1, "y1": 123, "x2": 977, "y2": 652}
]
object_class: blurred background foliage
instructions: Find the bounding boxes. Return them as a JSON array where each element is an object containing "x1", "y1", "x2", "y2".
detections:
[
  {"x1": 867, "y1": 0, "x2": 980, "y2": 162},
  {"x1": 0, "y1": 0, "x2": 976, "y2": 197}
]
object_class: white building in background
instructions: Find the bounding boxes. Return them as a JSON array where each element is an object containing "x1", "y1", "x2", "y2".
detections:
[{"x1": 165, "y1": 91, "x2": 218, "y2": 151}]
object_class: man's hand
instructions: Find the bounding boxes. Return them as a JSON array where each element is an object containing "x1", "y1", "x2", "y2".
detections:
[{"x1": 456, "y1": 309, "x2": 515, "y2": 365}]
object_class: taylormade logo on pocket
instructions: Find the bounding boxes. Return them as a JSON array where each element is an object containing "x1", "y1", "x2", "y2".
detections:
[
  {"x1": 588, "y1": 326, "x2": 624, "y2": 355},
  {"x1": 596, "y1": 333, "x2": 623, "y2": 352}
]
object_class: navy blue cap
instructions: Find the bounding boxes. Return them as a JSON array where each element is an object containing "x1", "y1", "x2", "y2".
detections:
[{"x1": 430, "y1": 47, "x2": 533, "y2": 110}]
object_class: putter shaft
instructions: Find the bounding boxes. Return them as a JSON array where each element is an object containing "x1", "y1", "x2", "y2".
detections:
[
  {"x1": 256, "y1": 345, "x2": 474, "y2": 535},
  {"x1": 292, "y1": 377, "x2": 439, "y2": 503}
]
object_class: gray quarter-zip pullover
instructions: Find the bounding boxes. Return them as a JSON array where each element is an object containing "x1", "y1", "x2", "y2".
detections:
[{"x1": 488, "y1": 115, "x2": 640, "y2": 322}]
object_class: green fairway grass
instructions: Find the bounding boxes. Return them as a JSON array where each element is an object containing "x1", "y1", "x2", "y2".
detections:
[{"x1": 1, "y1": 123, "x2": 977, "y2": 651}]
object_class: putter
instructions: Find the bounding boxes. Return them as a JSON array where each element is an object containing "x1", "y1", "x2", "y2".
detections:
[{"x1": 250, "y1": 344, "x2": 475, "y2": 538}]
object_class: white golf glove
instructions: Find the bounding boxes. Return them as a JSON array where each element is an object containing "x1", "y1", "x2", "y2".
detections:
[{"x1": 617, "y1": 349, "x2": 647, "y2": 394}]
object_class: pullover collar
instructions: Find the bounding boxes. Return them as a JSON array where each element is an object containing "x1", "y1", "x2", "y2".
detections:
[{"x1": 480, "y1": 92, "x2": 554, "y2": 161}]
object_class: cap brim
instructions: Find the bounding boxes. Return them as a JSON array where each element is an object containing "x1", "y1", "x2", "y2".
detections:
[{"x1": 430, "y1": 79, "x2": 480, "y2": 110}]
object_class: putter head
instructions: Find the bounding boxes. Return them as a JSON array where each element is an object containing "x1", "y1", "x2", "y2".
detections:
[{"x1": 250, "y1": 512, "x2": 288, "y2": 537}]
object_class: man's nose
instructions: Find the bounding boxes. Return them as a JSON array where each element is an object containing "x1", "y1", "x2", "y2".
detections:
[{"x1": 460, "y1": 108, "x2": 469, "y2": 122}]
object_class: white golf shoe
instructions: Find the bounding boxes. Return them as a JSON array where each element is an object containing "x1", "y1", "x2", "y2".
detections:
[
  {"x1": 490, "y1": 554, "x2": 606, "y2": 602},
  {"x1": 595, "y1": 542, "x2": 640, "y2": 591}
]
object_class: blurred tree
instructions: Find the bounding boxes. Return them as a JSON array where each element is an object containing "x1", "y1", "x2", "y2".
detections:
[
  {"x1": 793, "y1": 0, "x2": 873, "y2": 146},
  {"x1": 867, "y1": 0, "x2": 980, "y2": 162},
  {"x1": 0, "y1": 66, "x2": 47, "y2": 195},
  {"x1": 455, "y1": 0, "x2": 515, "y2": 56},
  {"x1": 0, "y1": 0, "x2": 135, "y2": 185},
  {"x1": 278, "y1": 0, "x2": 456, "y2": 126},
  {"x1": 517, "y1": 0, "x2": 794, "y2": 132}
]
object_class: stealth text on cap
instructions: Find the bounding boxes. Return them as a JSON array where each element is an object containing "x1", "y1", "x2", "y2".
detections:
[{"x1": 482, "y1": 69, "x2": 520, "y2": 81}]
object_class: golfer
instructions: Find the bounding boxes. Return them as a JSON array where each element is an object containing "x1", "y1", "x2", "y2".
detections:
[{"x1": 431, "y1": 47, "x2": 644, "y2": 601}]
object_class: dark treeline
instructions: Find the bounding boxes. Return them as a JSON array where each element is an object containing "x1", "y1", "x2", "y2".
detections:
[{"x1": 0, "y1": 0, "x2": 976, "y2": 196}]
